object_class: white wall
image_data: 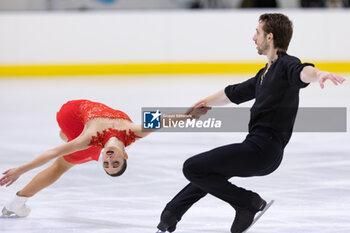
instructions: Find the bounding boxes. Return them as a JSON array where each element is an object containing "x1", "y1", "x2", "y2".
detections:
[
  {"x1": 0, "y1": 0, "x2": 183, "y2": 10},
  {"x1": 0, "y1": 9, "x2": 349, "y2": 65},
  {"x1": 0, "y1": 0, "x2": 298, "y2": 11}
]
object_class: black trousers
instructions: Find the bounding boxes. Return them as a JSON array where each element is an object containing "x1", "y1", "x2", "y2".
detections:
[{"x1": 164, "y1": 128, "x2": 284, "y2": 220}]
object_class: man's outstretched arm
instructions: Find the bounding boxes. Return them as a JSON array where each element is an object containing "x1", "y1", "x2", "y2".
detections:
[
  {"x1": 185, "y1": 89, "x2": 230, "y2": 119},
  {"x1": 300, "y1": 66, "x2": 346, "y2": 88}
]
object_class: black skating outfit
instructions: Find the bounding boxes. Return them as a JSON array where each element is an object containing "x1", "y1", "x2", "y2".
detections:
[{"x1": 158, "y1": 52, "x2": 314, "y2": 232}]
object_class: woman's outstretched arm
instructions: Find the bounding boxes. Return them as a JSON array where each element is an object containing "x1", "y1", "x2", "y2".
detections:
[
  {"x1": 0, "y1": 135, "x2": 89, "y2": 187},
  {"x1": 131, "y1": 112, "x2": 195, "y2": 138}
]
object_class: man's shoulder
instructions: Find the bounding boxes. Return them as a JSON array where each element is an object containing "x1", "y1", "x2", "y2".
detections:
[
  {"x1": 279, "y1": 52, "x2": 301, "y2": 62},
  {"x1": 277, "y1": 53, "x2": 302, "y2": 68}
]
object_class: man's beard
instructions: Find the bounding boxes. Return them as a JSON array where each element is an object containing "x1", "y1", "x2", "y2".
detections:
[{"x1": 257, "y1": 42, "x2": 269, "y2": 55}]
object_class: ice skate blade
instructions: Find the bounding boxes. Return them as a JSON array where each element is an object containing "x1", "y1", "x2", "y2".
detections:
[
  {"x1": 242, "y1": 200, "x2": 274, "y2": 233},
  {"x1": 155, "y1": 230, "x2": 165, "y2": 233},
  {"x1": 2, "y1": 207, "x2": 14, "y2": 216},
  {"x1": 1, "y1": 207, "x2": 23, "y2": 218}
]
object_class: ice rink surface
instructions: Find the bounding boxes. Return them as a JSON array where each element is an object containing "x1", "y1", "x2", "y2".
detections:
[{"x1": 0, "y1": 75, "x2": 349, "y2": 233}]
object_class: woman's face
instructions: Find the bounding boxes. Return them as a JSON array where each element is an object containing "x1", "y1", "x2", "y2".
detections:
[{"x1": 101, "y1": 147, "x2": 128, "y2": 175}]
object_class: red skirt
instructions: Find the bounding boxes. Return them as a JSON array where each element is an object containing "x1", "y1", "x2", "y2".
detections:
[{"x1": 56, "y1": 100, "x2": 102, "y2": 164}]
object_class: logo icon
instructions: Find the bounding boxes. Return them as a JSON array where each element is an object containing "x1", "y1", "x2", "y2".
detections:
[{"x1": 143, "y1": 110, "x2": 161, "y2": 129}]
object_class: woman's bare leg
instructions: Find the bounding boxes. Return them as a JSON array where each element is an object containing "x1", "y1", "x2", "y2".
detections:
[
  {"x1": 18, "y1": 157, "x2": 74, "y2": 197},
  {"x1": 59, "y1": 130, "x2": 68, "y2": 142}
]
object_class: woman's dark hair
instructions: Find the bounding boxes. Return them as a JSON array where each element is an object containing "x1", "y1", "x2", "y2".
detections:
[
  {"x1": 106, "y1": 159, "x2": 127, "y2": 177},
  {"x1": 259, "y1": 13, "x2": 293, "y2": 52}
]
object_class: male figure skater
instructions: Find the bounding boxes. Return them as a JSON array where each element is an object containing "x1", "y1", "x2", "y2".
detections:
[{"x1": 156, "y1": 13, "x2": 345, "y2": 233}]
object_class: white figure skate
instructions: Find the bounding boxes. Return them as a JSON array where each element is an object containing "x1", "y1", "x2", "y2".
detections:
[{"x1": 2, "y1": 193, "x2": 31, "y2": 217}]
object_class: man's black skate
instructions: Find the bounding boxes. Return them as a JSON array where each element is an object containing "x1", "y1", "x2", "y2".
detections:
[
  {"x1": 156, "y1": 210, "x2": 178, "y2": 233},
  {"x1": 230, "y1": 195, "x2": 267, "y2": 233}
]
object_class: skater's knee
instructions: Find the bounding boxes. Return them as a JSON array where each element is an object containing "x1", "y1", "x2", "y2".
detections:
[
  {"x1": 182, "y1": 158, "x2": 192, "y2": 179},
  {"x1": 51, "y1": 157, "x2": 74, "y2": 174},
  {"x1": 183, "y1": 157, "x2": 200, "y2": 180},
  {"x1": 59, "y1": 130, "x2": 68, "y2": 142}
]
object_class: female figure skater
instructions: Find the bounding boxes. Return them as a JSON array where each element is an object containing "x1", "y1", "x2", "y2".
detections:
[{"x1": 0, "y1": 99, "x2": 159, "y2": 217}]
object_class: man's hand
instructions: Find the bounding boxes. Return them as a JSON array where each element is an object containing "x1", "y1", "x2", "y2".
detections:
[
  {"x1": 0, "y1": 168, "x2": 21, "y2": 187},
  {"x1": 186, "y1": 102, "x2": 212, "y2": 119},
  {"x1": 317, "y1": 71, "x2": 345, "y2": 89}
]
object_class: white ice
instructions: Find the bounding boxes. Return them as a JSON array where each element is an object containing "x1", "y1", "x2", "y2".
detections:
[{"x1": 0, "y1": 75, "x2": 349, "y2": 233}]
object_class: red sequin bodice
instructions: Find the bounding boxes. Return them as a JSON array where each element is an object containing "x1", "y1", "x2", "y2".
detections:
[
  {"x1": 56, "y1": 100, "x2": 140, "y2": 164},
  {"x1": 79, "y1": 100, "x2": 132, "y2": 124},
  {"x1": 89, "y1": 128, "x2": 141, "y2": 147}
]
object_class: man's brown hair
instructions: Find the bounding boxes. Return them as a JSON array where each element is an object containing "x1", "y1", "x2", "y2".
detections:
[{"x1": 259, "y1": 13, "x2": 293, "y2": 52}]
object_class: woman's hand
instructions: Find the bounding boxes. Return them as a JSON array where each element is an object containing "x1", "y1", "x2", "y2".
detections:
[
  {"x1": 0, "y1": 168, "x2": 22, "y2": 187},
  {"x1": 186, "y1": 102, "x2": 212, "y2": 119}
]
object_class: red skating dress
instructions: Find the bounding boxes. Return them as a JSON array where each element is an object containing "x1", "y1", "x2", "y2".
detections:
[{"x1": 56, "y1": 100, "x2": 140, "y2": 164}]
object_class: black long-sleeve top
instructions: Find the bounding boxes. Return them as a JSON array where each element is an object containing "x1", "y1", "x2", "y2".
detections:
[{"x1": 224, "y1": 52, "x2": 314, "y2": 147}]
